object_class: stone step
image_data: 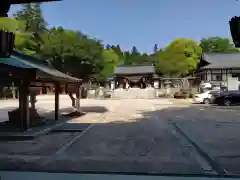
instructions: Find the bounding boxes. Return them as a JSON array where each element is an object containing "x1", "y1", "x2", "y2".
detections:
[{"x1": 112, "y1": 88, "x2": 157, "y2": 99}]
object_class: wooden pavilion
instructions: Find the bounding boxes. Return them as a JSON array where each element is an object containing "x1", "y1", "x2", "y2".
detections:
[
  {"x1": 0, "y1": 0, "x2": 75, "y2": 131},
  {"x1": 0, "y1": 51, "x2": 81, "y2": 131}
]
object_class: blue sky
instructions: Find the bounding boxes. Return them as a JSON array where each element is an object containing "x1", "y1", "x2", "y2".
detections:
[{"x1": 8, "y1": 0, "x2": 240, "y2": 53}]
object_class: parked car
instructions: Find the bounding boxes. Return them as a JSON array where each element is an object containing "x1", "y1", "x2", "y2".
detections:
[
  {"x1": 193, "y1": 89, "x2": 222, "y2": 104},
  {"x1": 208, "y1": 90, "x2": 224, "y2": 103},
  {"x1": 213, "y1": 91, "x2": 240, "y2": 106}
]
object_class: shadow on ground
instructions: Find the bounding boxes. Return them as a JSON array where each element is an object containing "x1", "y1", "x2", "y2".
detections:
[
  {"x1": 0, "y1": 103, "x2": 240, "y2": 176},
  {"x1": 0, "y1": 105, "x2": 108, "y2": 132},
  {"x1": 0, "y1": 105, "x2": 108, "y2": 119}
]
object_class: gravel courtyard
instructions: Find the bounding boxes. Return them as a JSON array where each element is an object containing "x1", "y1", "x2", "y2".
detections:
[{"x1": 0, "y1": 96, "x2": 240, "y2": 176}]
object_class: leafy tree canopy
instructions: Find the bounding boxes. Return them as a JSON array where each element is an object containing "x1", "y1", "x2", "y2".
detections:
[
  {"x1": 156, "y1": 38, "x2": 202, "y2": 76},
  {"x1": 200, "y1": 37, "x2": 238, "y2": 52}
]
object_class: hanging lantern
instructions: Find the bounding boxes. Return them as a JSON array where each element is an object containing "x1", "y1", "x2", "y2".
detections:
[
  {"x1": 0, "y1": 31, "x2": 15, "y2": 58},
  {"x1": 229, "y1": 16, "x2": 240, "y2": 47}
]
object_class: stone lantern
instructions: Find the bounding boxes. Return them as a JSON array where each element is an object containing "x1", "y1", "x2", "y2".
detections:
[
  {"x1": 229, "y1": 16, "x2": 240, "y2": 47},
  {"x1": 107, "y1": 77, "x2": 115, "y2": 90},
  {"x1": 164, "y1": 80, "x2": 171, "y2": 95},
  {"x1": 153, "y1": 74, "x2": 160, "y2": 89}
]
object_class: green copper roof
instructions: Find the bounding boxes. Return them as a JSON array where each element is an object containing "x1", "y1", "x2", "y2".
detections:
[
  {"x1": 0, "y1": 57, "x2": 32, "y2": 68},
  {"x1": 0, "y1": 51, "x2": 81, "y2": 83}
]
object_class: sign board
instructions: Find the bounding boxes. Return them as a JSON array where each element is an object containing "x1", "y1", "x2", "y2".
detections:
[{"x1": 227, "y1": 76, "x2": 238, "y2": 91}]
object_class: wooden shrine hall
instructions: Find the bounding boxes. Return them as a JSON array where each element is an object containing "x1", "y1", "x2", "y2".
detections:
[
  {"x1": 109, "y1": 64, "x2": 156, "y2": 89},
  {"x1": 0, "y1": 51, "x2": 81, "y2": 131}
]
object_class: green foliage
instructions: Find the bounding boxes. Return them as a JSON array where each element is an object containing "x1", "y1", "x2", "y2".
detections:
[
  {"x1": 15, "y1": 31, "x2": 36, "y2": 53},
  {"x1": 200, "y1": 37, "x2": 238, "y2": 52},
  {"x1": 12, "y1": 3, "x2": 240, "y2": 82},
  {"x1": 0, "y1": 17, "x2": 36, "y2": 54},
  {"x1": 111, "y1": 45, "x2": 123, "y2": 57},
  {"x1": 14, "y1": 3, "x2": 47, "y2": 33},
  {"x1": 39, "y1": 27, "x2": 105, "y2": 80},
  {"x1": 106, "y1": 44, "x2": 111, "y2": 49},
  {"x1": 14, "y1": 3, "x2": 47, "y2": 54},
  {"x1": 100, "y1": 49, "x2": 121, "y2": 78},
  {"x1": 156, "y1": 38, "x2": 202, "y2": 76},
  {"x1": 0, "y1": 18, "x2": 24, "y2": 32}
]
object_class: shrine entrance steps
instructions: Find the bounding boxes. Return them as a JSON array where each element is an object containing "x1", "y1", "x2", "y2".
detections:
[{"x1": 111, "y1": 87, "x2": 158, "y2": 99}]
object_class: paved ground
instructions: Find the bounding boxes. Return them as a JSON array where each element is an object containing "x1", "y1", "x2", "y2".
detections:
[
  {"x1": 169, "y1": 105, "x2": 240, "y2": 175},
  {"x1": 0, "y1": 96, "x2": 240, "y2": 176}
]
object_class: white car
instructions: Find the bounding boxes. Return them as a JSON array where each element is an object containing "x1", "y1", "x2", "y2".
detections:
[{"x1": 193, "y1": 90, "x2": 219, "y2": 104}]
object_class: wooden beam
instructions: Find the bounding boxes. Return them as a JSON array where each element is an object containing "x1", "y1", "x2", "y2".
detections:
[
  {"x1": 0, "y1": 64, "x2": 36, "y2": 80},
  {"x1": 29, "y1": 84, "x2": 50, "y2": 88},
  {"x1": 19, "y1": 80, "x2": 29, "y2": 130},
  {"x1": 54, "y1": 82, "x2": 60, "y2": 120}
]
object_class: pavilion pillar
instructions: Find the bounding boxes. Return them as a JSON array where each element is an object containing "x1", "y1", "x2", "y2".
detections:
[
  {"x1": 161, "y1": 80, "x2": 164, "y2": 89},
  {"x1": 54, "y1": 82, "x2": 60, "y2": 120},
  {"x1": 76, "y1": 83, "x2": 81, "y2": 112},
  {"x1": 19, "y1": 80, "x2": 29, "y2": 130}
]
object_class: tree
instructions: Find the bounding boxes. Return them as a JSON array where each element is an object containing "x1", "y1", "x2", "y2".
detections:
[
  {"x1": 0, "y1": 18, "x2": 32, "y2": 54},
  {"x1": 156, "y1": 38, "x2": 202, "y2": 76},
  {"x1": 0, "y1": 18, "x2": 22, "y2": 32},
  {"x1": 0, "y1": 17, "x2": 37, "y2": 55},
  {"x1": 153, "y1": 44, "x2": 158, "y2": 53},
  {"x1": 39, "y1": 27, "x2": 104, "y2": 80},
  {"x1": 39, "y1": 27, "x2": 65, "y2": 69},
  {"x1": 14, "y1": 3, "x2": 47, "y2": 33},
  {"x1": 121, "y1": 46, "x2": 141, "y2": 65},
  {"x1": 123, "y1": 51, "x2": 132, "y2": 65},
  {"x1": 200, "y1": 37, "x2": 238, "y2": 52},
  {"x1": 131, "y1": 46, "x2": 139, "y2": 55},
  {"x1": 15, "y1": 31, "x2": 37, "y2": 55},
  {"x1": 106, "y1": 44, "x2": 111, "y2": 50},
  {"x1": 99, "y1": 49, "x2": 121, "y2": 79},
  {"x1": 111, "y1": 44, "x2": 123, "y2": 58},
  {"x1": 132, "y1": 53, "x2": 157, "y2": 65},
  {"x1": 14, "y1": 3, "x2": 47, "y2": 54}
]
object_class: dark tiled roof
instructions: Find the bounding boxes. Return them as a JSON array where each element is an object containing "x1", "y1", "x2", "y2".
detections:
[
  {"x1": 114, "y1": 65, "x2": 155, "y2": 75},
  {"x1": 201, "y1": 52, "x2": 240, "y2": 69}
]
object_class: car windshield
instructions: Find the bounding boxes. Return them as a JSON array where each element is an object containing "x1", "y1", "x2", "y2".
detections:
[
  {"x1": 200, "y1": 88, "x2": 211, "y2": 93},
  {"x1": 2, "y1": 1, "x2": 240, "y2": 179}
]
